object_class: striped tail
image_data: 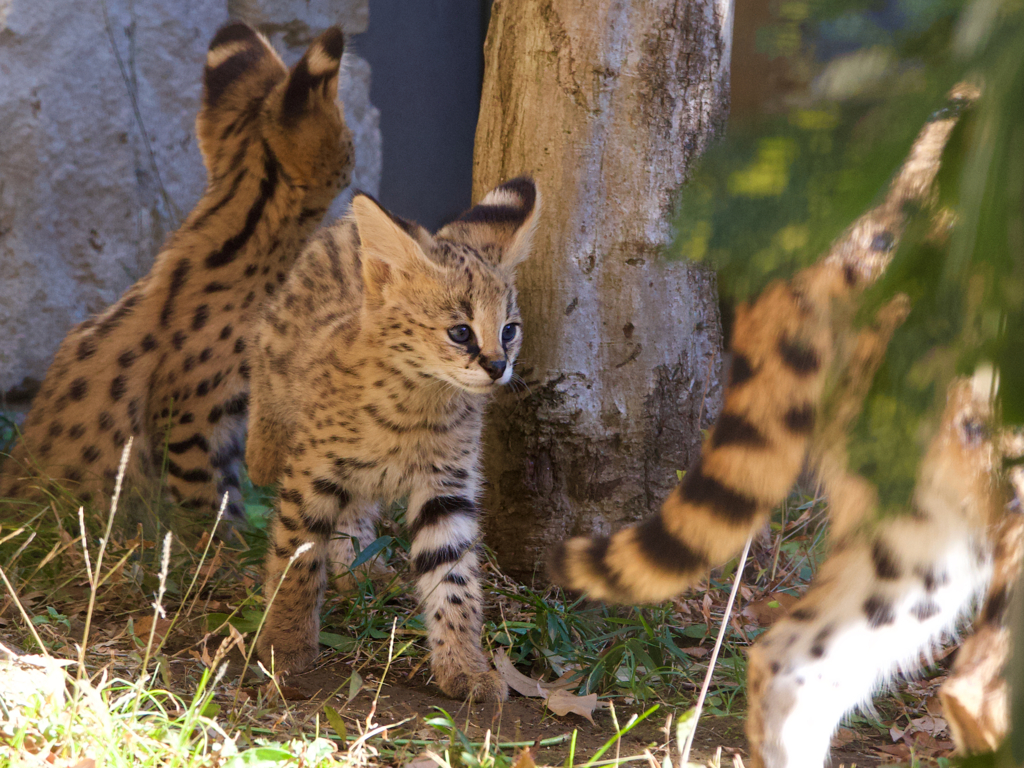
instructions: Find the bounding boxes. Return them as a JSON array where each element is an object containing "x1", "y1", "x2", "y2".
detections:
[
  {"x1": 548, "y1": 91, "x2": 970, "y2": 604},
  {"x1": 549, "y1": 263, "x2": 854, "y2": 603}
]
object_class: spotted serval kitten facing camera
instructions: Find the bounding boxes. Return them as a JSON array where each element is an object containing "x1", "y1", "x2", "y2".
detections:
[
  {"x1": 0, "y1": 23, "x2": 353, "y2": 531},
  {"x1": 246, "y1": 177, "x2": 539, "y2": 701}
]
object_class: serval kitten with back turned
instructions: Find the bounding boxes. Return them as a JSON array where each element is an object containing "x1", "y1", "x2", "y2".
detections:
[
  {"x1": 246, "y1": 178, "x2": 540, "y2": 701},
  {"x1": 0, "y1": 22, "x2": 353, "y2": 533}
]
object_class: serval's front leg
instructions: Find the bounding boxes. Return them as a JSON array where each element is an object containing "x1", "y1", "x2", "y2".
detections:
[{"x1": 406, "y1": 485, "x2": 506, "y2": 701}]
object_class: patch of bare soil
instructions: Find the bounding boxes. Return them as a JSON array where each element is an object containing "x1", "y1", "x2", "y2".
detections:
[{"x1": 263, "y1": 656, "x2": 891, "y2": 767}]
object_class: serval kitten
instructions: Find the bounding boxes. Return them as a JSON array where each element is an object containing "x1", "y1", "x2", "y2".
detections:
[
  {"x1": 247, "y1": 177, "x2": 539, "y2": 701},
  {"x1": 1, "y1": 22, "x2": 353, "y2": 533}
]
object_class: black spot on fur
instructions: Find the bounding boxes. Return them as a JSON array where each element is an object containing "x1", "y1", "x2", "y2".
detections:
[
  {"x1": 192, "y1": 305, "x2": 210, "y2": 331},
  {"x1": 142, "y1": 333, "x2": 158, "y2": 352},
  {"x1": 912, "y1": 600, "x2": 941, "y2": 621},
  {"x1": 208, "y1": 405, "x2": 223, "y2": 424},
  {"x1": 729, "y1": 353, "x2": 755, "y2": 386},
  {"x1": 76, "y1": 337, "x2": 97, "y2": 361},
  {"x1": 783, "y1": 403, "x2": 815, "y2": 434},
  {"x1": 68, "y1": 377, "x2": 89, "y2": 401},
  {"x1": 863, "y1": 595, "x2": 896, "y2": 628},
  {"x1": 791, "y1": 607, "x2": 815, "y2": 621},
  {"x1": 234, "y1": 337, "x2": 247, "y2": 354},
  {"x1": 711, "y1": 413, "x2": 767, "y2": 449},
  {"x1": 777, "y1": 336, "x2": 820, "y2": 376},
  {"x1": 109, "y1": 375, "x2": 127, "y2": 402},
  {"x1": 172, "y1": 331, "x2": 187, "y2": 351},
  {"x1": 843, "y1": 264, "x2": 858, "y2": 287},
  {"x1": 161, "y1": 259, "x2": 191, "y2": 327},
  {"x1": 118, "y1": 349, "x2": 136, "y2": 368},
  {"x1": 444, "y1": 572, "x2": 469, "y2": 586},
  {"x1": 81, "y1": 445, "x2": 101, "y2": 464},
  {"x1": 871, "y1": 540, "x2": 902, "y2": 581},
  {"x1": 916, "y1": 565, "x2": 946, "y2": 593}
]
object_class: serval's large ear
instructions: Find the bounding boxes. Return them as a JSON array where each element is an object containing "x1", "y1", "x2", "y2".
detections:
[
  {"x1": 437, "y1": 177, "x2": 540, "y2": 270},
  {"x1": 280, "y1": 26, "x2": 345, "y2": 122},
  {"x1": 202, "y1": 23, "x2": 285, "y2": 112},
  {"x1": 351, "y1": 194, "x2": 440, "y2": 307},
  {"x1": 198, "y1": 23, "x2": 285, "y2": 175}
]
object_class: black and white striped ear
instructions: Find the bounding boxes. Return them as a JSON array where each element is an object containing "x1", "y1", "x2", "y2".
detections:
[
  {"x1": 281, "y1": 26, "x2": 345, "y2": 121},
  {"x1": 203, "y1": 22, "x2": 283, "y2": 109},
  {"x1": 439, "y1": 177, "x2": 540, "y2": 270}
]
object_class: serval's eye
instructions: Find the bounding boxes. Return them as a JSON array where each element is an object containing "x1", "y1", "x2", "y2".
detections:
[
  {"x1": 501, "y1": 323, "x2": 519, "y2": 344},
  {"x1": 448, "y1": 324, "x2": 472, "y2": 344}
]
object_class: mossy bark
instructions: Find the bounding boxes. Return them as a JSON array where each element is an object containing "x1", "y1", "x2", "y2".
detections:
[{"x1": 473, "y1": 0, "x2": 732, "y2": 578}]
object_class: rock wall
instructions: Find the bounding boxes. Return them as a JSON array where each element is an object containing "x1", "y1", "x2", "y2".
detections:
[{"x1": 0, "y1": 0, "x2": 380, "y2": 398}]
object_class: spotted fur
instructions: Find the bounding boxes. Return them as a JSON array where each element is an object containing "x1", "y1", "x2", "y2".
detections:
[
  {"x1": 0, "y1": 23, "x2": 353, "y2": 535},
  {"x1": 247, "y1": 177, "x2": 540, "y2": 701},
  {"x1": 550, "y1": 105, "x2": 1012, "y2": 766}
]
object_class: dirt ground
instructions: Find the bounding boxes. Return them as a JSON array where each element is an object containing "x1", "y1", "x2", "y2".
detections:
[{"x1": 269, "y1": 655, "x2": 890, "y2": 767}]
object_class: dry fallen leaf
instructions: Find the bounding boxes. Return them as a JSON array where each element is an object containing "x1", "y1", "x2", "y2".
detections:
[
  {"x1": 277, "y1": 685, "x2": 311, "y2": 701},
  {"x1": 494, "y1": 649, "x2": 574, "y2": 697},
  {"x1": 131, "y1": 615, "x2": 172, "y2": 644},
  {"x1": 545, "y1": 689, "x2": 598, "y2": 725},
  {"x1": 830, "y1": 727, "x2": 857, "y2": 747},
  {"x1": 910, "y1": 714, "x2": 948, "y2": 737},
  {"x1": 510, "y1": 748, "x2": 537, "y2": 768},
  {"x1": 494, "y1": 650, "x2": 600, "y2": 723}
]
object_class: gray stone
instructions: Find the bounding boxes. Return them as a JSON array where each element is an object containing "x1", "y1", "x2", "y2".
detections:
[{"x1": 0, "y1": 0, "x2": 379, "y2": 397}]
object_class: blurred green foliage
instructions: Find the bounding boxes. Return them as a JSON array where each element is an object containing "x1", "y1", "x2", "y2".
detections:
[{"x1": 674, "y1": 0, "x2": 1023, "y2": 512}]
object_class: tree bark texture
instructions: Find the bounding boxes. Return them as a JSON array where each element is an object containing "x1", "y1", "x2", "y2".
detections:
[{"x1": 473, "y1": 0, "x2": 732, "y2": 578}]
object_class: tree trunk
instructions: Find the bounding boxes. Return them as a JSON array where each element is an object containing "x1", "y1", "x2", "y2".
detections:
[{"x1": 473, "y1": 0, "x2": 732, "y2": 578}]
